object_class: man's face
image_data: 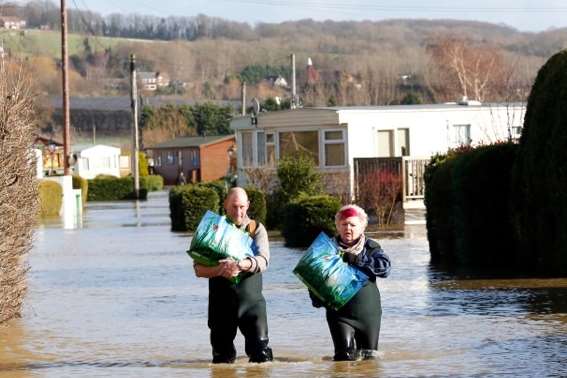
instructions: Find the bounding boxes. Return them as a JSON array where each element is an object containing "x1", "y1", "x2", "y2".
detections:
[{"x1": 224, "y1": 193, "x2": 249, "y2": 226}]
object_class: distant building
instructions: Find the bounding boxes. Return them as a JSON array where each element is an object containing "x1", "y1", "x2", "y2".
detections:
[
  {"x1": 72, "y1": 144, "x2": 122, "y2": 179},
  {"x1": 266, "y1": 75, "x2": 288, "y2": 88},
  {"x1": 138, "y1": 71, "x2": 170, "y2": 91},
  {"x1": 145, "y1": 135, "x2": 236, "y2": 185},
  {"x1": 306, "y1": 57, "x2": 320, "y2": 85},
  {"x1": 0, "y1": 17, "x2": 26, "y2": 30}
]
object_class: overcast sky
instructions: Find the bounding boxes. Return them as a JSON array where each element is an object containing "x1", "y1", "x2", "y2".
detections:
[{"x1": 79, "y1": 0, "x2": 567, "y2": 32}]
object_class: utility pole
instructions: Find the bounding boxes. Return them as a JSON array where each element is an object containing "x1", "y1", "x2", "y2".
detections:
[
  {"x1": 241, "y1": 81, "x2": 246, "y2": 116},
  {"x1": 130, "y1": 54, "x2": 140, "y2": 199},
  {"x1": 60, "y1": 0, "x2": 71, "y2": 175},
  {"x1": 291, "y1": 53, "x2": 296, "y2": 109}
]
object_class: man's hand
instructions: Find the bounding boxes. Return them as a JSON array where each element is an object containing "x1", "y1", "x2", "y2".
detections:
[{"x1": 218, "y1": 259, "x2": 240, "y2": 278}]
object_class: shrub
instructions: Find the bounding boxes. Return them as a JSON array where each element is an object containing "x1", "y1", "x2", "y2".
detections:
[
  {"x1": 424, "y1": 153, "x2": 457, "y2": 265},
  {"x1": 245, "y1": 186, "x2": 267, "y2": 225},
  {"x1": 512, "y1": 50, "x2": 567, "y2": 276},
  {"x1": 282, "y1": 194, "x2": 341, "y2": 248},
  {"x1": 88, "y1": 176, "x2": 148, "y2": 201},
  {"x1": 72, "y1": 175, "x2": 88, "y2": 204},
  {"x1": 451, "y1": 143, "x2": 517, "y2": 268},
  {"x1": 357, "y1": 169, "x2": 402, "y2": 225},
  {"x1": 169, "y1": 185, "x2": 219, "y2": 231},
  {"x1": 424, "y1": 144, "x2": 518, "y2": 270},
  {"x1": 199, "y1": 180, "x2": 228, "y2": 214},
  {"x1": 139, "y1": 152, "x2": 149, "y2": 177},
  {"x1": 140, "y1": 175, "x2": 164, "y2": 192},
  {"x1": 266, "y1": 189, "x2": 288, "y2": 230},
  {"x1": 39, "y1": 180, "x2": 62, "y2": 217},
  {"x1": 277, "y1": 152, "x2": 321, "y2": 198},
  {"x1": 1, "y1": 60, "x2": 38, "y2": 323}
]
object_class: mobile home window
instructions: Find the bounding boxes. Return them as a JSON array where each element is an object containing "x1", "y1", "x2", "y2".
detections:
[
  {"x1": 166, "y1": 151, "x2": 176, "y2": 165},
  {"x1": 323, "y1": 130, "x2": 346, "y2": 167},
  {"x1": 453, "y1": 124, "x2": 471, "y2": 146},
  {"x1": 266, "y1": 133, "x2": 276, "y2": 167},
  {"x1": 257, "y1": 131, "x2": 266, "y2": 166},
  {"x1": 241, "y1": 131, "x2": 254, "y2": 167},
  {"x1": 279, "y1": 131, "x2": 319, "y2": 165}
]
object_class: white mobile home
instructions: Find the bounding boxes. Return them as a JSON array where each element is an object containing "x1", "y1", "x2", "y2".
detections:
[
  {"x1": 72, "y1": 144, "x2": 122, "y2": 179},
  {"x1": 230, "y1": 102, "x2": 525, "y2": 200}
]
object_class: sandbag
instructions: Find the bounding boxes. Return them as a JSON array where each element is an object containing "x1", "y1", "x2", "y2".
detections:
[
  {"x1": 293, "y1": 232, "x2": 368, "y2": 310},
  {"x1": 187, "y1": 210, "x2": 254, "y2": 280}
]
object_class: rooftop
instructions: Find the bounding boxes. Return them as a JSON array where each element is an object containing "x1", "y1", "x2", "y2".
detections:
[{"x1": 146, "y1": 135, "x2": 234, "y2": 149}]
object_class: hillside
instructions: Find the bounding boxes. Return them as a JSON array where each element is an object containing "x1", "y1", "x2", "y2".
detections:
[{"x1": 3, "y1": 12, "x2": 566, "y2": 106}]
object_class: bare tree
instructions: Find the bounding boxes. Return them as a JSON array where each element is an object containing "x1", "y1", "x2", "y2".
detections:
[
  {"x1": 0, "y1": 59, "x2": 38, "y2": 324},
  {"x1": 427, "y1": 37, "x2": 510, "y2": 102}
]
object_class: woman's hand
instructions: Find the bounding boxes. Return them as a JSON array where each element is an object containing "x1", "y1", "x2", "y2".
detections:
[{"x1": 342, "y1": 251, "x2": 358, "y2": 265}]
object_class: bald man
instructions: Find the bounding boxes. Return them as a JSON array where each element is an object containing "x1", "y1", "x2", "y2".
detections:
[{"x1": 194, "y1": 187, "x2": 273, "y2": 363}]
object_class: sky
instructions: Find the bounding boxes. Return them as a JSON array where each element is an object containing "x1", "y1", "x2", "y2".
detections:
[{"x1": 75, "y1": 0, "x2": 567, "y2": 32}]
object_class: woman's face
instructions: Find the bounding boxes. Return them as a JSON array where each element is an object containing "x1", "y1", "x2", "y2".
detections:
[{"x1": 337, "y1": 216, "x2": 364, "y2": 244}]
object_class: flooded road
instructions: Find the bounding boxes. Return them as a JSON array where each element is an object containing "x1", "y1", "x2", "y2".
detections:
[{"x1": 1, "y1": 191, "x2": 566, "y2": 377}]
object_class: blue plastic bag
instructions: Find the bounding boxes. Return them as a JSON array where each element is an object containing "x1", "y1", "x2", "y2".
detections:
[
  {"x1": 293, "y1": 232, "x2": 368, "y2": 310},
  {"x1": 187, "y1": 210, "x2": 254, "y2": 282}
]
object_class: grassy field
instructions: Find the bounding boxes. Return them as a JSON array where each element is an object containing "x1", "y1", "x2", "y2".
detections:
[{"x1": 0, "y1": 29, "x2": 154, "y2": 57}]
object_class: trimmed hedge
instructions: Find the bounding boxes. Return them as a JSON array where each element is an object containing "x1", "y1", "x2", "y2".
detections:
[
  {"x1": 169, "y1": 185, "x2": 219, "y2": 231},
  {"x1": 266, "y1": 190, "x2": 288, "y2": 230},
  {"x1": 512, "y1": 50, "x2": 567, "y2": 276},
  {"x1": 424, "y1": 154, "x2": 457, "y2": 265},
  {"x1": 281, "y1": 194, "x2": 341, "y2": 248},
  {"x1": 72, "y1": 175, "x2": 88, "y2": 204},
  {"x1": 87, "y1": 176, "x2": 148, "y2": 201},
  {"x1": 245, "y1": 186, "x2": 267, "y2": 226},
  {"x1": 200, "y1": 180, "x2": 228, "y2": 214},
  {"x1": 425, "y1": 143, "x2": 518, "y2": 269},
  {"x1": 140, "y1": 175, "x2": 164, "y2": 192},
  {"x1": 39, "y1": 180, "x2": 62, "y2": 217}
]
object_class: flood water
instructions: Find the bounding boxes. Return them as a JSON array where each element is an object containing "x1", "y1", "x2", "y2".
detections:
[{"x1": 1, "y1": 191, "x2": 566, "y2": 377}]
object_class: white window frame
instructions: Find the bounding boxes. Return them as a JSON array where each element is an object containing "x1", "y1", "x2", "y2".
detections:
[
  {"x1": 453, "y1": 124, "x2": 472, "y2": 146},
  {"x1": 321, "y1": 128, "x2": 347, "y2": 168},
  {"x1": 240, "y1": 131, "x2": 254, "y2": 168},
  {"x1": 278, "y1": 129, "x2": 321, "y2": 167}
]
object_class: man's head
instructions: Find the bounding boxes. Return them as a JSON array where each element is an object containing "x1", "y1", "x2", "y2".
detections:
[{"x1": 224, "y1": 187, "x2": 249, "y2": 226}]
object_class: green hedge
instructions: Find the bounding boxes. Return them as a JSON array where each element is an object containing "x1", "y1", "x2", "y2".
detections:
[
  {"x1": 281, "y1": 194, "x2": 341, "y2": 248},
  {"x1": 266, "y1": 190, "x2": 288, "y2": 230},
  {"x1": 199, "y1": 180, "x2": 228, "y2": 214},
  {"x1": 72, "y1": 175, "x2": 88, "y2": 205},
  {"x1": 169, "y1": 185, "x2": 219, "y2": 231},
  {"x1": 511, "y1": 50, "x2": 567, "y2": 276},
  {"x1": 140, "y1": 175, "x2": 164, "y2": 191},
  {"x1": 424, "y1": 154, "x2": 457, "y2": 265},
  {"x1": 39, "y1": 180, "x2": 62, "y2": 217},
  {"x1": 245, "y1": 186, "x2": 267, "y2": 226},
  {"x1": 425, "y1": 143, "x2": 518, "y2": 270},
  {"x1": 87, "y1": 176, "x2": 148, "y2": 201}
]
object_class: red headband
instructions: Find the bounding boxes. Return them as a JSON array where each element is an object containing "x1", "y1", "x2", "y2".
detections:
[{"x1": 338, "y1": 208, "x2": 358, "y2": 220}]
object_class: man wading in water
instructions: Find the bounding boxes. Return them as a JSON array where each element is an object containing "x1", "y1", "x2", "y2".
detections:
[{"x1": 193, "y1": 187, "x2": 274, "y2": 363}]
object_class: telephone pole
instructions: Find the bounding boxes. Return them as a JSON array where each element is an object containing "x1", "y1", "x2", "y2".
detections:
[
  {"x1": 291, "y1": 53, "x2": 297, "y2": 109},
  {"x1": 241, "y1": 81, "x2": 246, "y2": 116},
  {"x1": 130, "y1": 54, "x2": 140, "y2": 199},
  {"x1": 60, "y1": 0, "x2": 71, "y2": 175}
]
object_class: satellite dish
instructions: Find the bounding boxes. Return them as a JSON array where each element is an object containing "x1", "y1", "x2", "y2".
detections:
[{"x1": 251, "y1": 97, "x2": 260, "y2": 116}]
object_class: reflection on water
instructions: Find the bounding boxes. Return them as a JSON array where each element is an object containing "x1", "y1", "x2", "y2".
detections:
[{"x1": 0, "y1": 191, "x2": 565, "y2": 377}]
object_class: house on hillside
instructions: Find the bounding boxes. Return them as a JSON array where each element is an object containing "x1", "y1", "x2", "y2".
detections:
[
  {"x1": 72, "y1": 144, "x2": 122, "y2": 179},
  {"x1": 145, "y1": 135, "x2": 236, "y2": 185},
  {"x1": 266, "y1": 75, "x2": 288, "y2": 88},
  {"x1": 138, "y1": 71, "x2": 170, "y2": 91},
  {"x1": 0, "y1": 16, "x2": 26, "y2": 30},
  {"x1": 230, "y1": 102, "x2": 526, "y2": 203}
]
